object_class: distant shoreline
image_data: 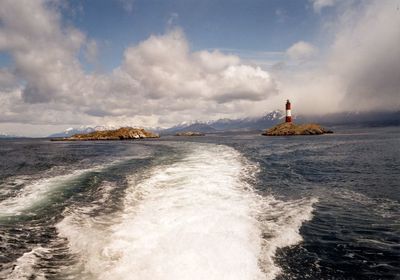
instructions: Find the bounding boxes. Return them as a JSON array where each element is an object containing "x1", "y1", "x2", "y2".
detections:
[{"x1": 51, "y1": 127, "x2": 159, "y2": 141}]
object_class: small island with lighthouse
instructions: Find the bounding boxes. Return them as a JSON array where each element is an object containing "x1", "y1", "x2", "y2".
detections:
[{"x1": 262, "y1": 100, "x2": 333, "y2": 136}]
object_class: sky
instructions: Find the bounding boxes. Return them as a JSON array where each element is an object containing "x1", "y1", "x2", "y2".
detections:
[{"x1": 0, "y1": 0, "x2": 399, "y2": 136}]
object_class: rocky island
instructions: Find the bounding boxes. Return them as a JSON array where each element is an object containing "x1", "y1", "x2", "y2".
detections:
[
  {"x1": 51, "y1": 127, "x2": 159, "y2": 141},
  {"x1": 175, "y1": 131, "x2": 205, "y2": 136},
  {"x1": 262, "y1": 122, "x2": 333, "y2": 136}
]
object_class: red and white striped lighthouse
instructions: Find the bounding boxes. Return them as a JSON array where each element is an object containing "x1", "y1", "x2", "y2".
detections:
[{"x1": 285, "y1": 99, "x2": 292, "y2": 123}]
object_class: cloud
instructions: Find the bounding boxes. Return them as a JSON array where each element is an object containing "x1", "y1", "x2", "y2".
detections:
[
  {"x1": 118, "y1": 0, "x2": 134, "y2": 13},
  {"x1": 286, "y1": 41, "x2": 318, "y2": 61},
  {"x1": 276, "y1": 0, "x2": 400, "y2": 114},
  {"x1": 120, "y1": 29, "x2": 278, "y2": 107},
  {"x1": 84, "y1": 39, "x2": 98, "y2": 64},
  {"x1": 0, "y1": 68, "x2": 17, "y2": 91},
  {"x1": 327, "y1": 0, "x2": 400, "y2": 111},
  {"x1": 275, "y1": 8, "x2": 288, "y2": 23},
  {"x1": 0, "y1": 1, "x2": 278, "y2": 133},
  {"x1": 0, "y1": 0, "x2": 86, "y2": 103},
  {"x1": 213, "y1": 65, "x2": 276, "y2": 103},
  {"x1": 167, "y1": 13, "x2": 179, "y2": 26},
  {"x1": 0, "y1": 0, "x2": 398, "y2": 136},
  {"x1": 310, "y1": 0, "x2": 337, "y2": 13},
  {"x1": 274, "y1": 70, "x2": 346, "y2": 115}
]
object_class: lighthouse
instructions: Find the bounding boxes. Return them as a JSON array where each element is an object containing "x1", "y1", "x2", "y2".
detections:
[{"x1": 285, "y1": 100, "x2": 292, "y2": 123}]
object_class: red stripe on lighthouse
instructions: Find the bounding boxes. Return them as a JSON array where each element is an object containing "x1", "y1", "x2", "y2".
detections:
[{"x1": 285, "y1": 100, "x2": 292, "y2": 123}]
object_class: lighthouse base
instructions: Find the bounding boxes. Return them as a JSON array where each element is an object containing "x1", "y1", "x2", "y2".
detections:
[{"x1": 262, "y1": 122, "x2": 333, "y2": 136}]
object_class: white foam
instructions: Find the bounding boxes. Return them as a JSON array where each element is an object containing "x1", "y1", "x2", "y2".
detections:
[
  {"x1": 5, "y1": 247, "x2": 49, "y2": 280},
  {"x1": 57, "y1": 143, "x2": 316, "y2": 280},
  {"x1": 0, "y1": 175, "x2": 31, "y2": 197},
  {"x1": 257, "y1": 196, "x2": 317, "y2": 278},
  {"x1": 100, "y1": 144, "x2": 266, "y2": 280},
  {"x1": 55, "y1": 181, "x2": 120, "y2": 277},
  {"x1": 0, "y1": 169, "x2": 91, "y2": 216},
  {"x1": 0, "y1": 160, "x2": 124, "y2": 217},
  {"x1": 333, "y1": 188, "x2": 399, "y2": 218}
]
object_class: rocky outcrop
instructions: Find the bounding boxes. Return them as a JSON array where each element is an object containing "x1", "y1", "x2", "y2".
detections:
[
  {"x1": 262, "y1": 123, "x2": 333, "y2": 136},
  {"x1": 51, "y1": 127, "x2": 159, "y2": 141},
  {"x1": 175, "y1": 131, "x2": 205, "y2": 136}
]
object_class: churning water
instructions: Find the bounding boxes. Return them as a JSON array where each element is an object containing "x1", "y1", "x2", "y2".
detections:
[{"x1": 0, "y1": 126, "x2": 399, "y2": 279}]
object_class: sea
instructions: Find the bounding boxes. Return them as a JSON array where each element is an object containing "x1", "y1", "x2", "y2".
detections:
[{"x1": 0, "y1": 126, "x2": 399, "y2": 280}]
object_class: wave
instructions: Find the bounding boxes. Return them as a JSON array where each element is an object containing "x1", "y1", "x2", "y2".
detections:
[
  {"x1": 0, "y1": 158, "x2": 133, "y2": 218},
  {"x1": 2, "y1": 246, "x2": 49, "y2": 280},
  {"x1": 56, "y1": 143, "x2": 316, "y2": 280},
  {"x1": 0, "y1": 168, "x2": 95, "y2": 217},
  {"x1": 331, "y1": 188, "x2": 400, "y2": 219}
]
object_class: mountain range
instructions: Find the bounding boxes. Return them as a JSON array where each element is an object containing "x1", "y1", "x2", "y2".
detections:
[
  {"x1": 160, "y1": 110, "x2": 400, "y2": 135},
  {"x1": 0, "y1": 133, "x2": 23, "y2": 138},
  {"x1": 48, "y1": 125, "x2": 118, "y2": 138},
  {"x1": 47, "y1": 110, "x2": 400, "y2": 137}
]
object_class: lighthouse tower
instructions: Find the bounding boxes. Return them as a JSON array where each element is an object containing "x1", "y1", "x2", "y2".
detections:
[{"x1": 285, "y1": 100, "x2": 292, "y2": 123}]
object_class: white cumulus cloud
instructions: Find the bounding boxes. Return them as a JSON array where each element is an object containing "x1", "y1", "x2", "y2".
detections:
[
  {"x1": 277, "y1": 0, "x2": 400, "y2": 114},
  {"x1": 286, "y1": 41, "x2": 318, "y2": 61},
  {"x1": 0, "y1": 1, "x2": 278, "y2": 134},
  {"x1": 0, "y1": 0, "x2": 398, "y2": 136}
]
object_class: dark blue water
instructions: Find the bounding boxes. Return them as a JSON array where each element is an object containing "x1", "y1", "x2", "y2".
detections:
[
  {"x1": 0, "y1": 126, "x2": 399, "y2": 279},
  {"x1": 234, "y1": 128, "x2": 400, "y2": 280}
]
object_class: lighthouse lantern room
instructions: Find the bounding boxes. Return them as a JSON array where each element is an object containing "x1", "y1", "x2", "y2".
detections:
[{"x1": 285, "y1": 100, "x2": 292, "y2": 123}]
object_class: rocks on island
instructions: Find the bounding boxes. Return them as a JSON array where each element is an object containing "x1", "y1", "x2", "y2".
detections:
[
  {"x1": 262, "y1": 122, "x2": 333, "y2": 136},
  {"x1": 51, "y1": 127, "x2": 159, "y2": 141},
  {"x1": 175, "y1": 131, "x2": 205, "y2": 136}
]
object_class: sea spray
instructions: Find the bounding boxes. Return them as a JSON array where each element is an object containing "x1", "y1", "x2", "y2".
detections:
[
  {"x1": 0, "y1": 158, "x2": 134, "y2": 218},
  {"x1": 56, "y1": 143, "x2": 316, "y2": 280}
]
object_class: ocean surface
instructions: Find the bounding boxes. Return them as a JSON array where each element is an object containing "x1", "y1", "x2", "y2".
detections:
[{"x1": 0, "y1": 126, "x2": 399, "y2": 280}]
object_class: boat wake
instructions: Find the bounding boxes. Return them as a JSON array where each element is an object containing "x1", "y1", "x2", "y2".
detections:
[{"x1": 49, "y1": 143, "x2": 315, "y2": 279}]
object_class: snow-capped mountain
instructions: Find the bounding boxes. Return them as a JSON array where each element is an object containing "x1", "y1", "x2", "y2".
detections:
[
  {"x1": 0, "y1": 133, "x2": 19, "y2": 138},
  {"x1": 160, "y1": 110, "x2": 399, "y2": 134},
  {"x1": 49, "y1": 127, "x2": 94, "y2": 138},
  {"x1": 160, "y1": 110, "x2": 285, "y2": 134},
  {"x1": 48, "y1": 110, "x2": 399, "y2": 137},
  {"x1": 298, "y1": 111, "x2": 400, "y2": 127},
  {"x1": 160, "y1": 122, "x2": 217, "y2": 135},
  {"x1": 48, "y1": 125, "x2": 118, "y2": 138}
]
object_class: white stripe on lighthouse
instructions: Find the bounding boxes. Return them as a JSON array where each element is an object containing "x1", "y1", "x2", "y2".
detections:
[{"x1": 286, "y1": 110, "x2": 291, "y2": 117}]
